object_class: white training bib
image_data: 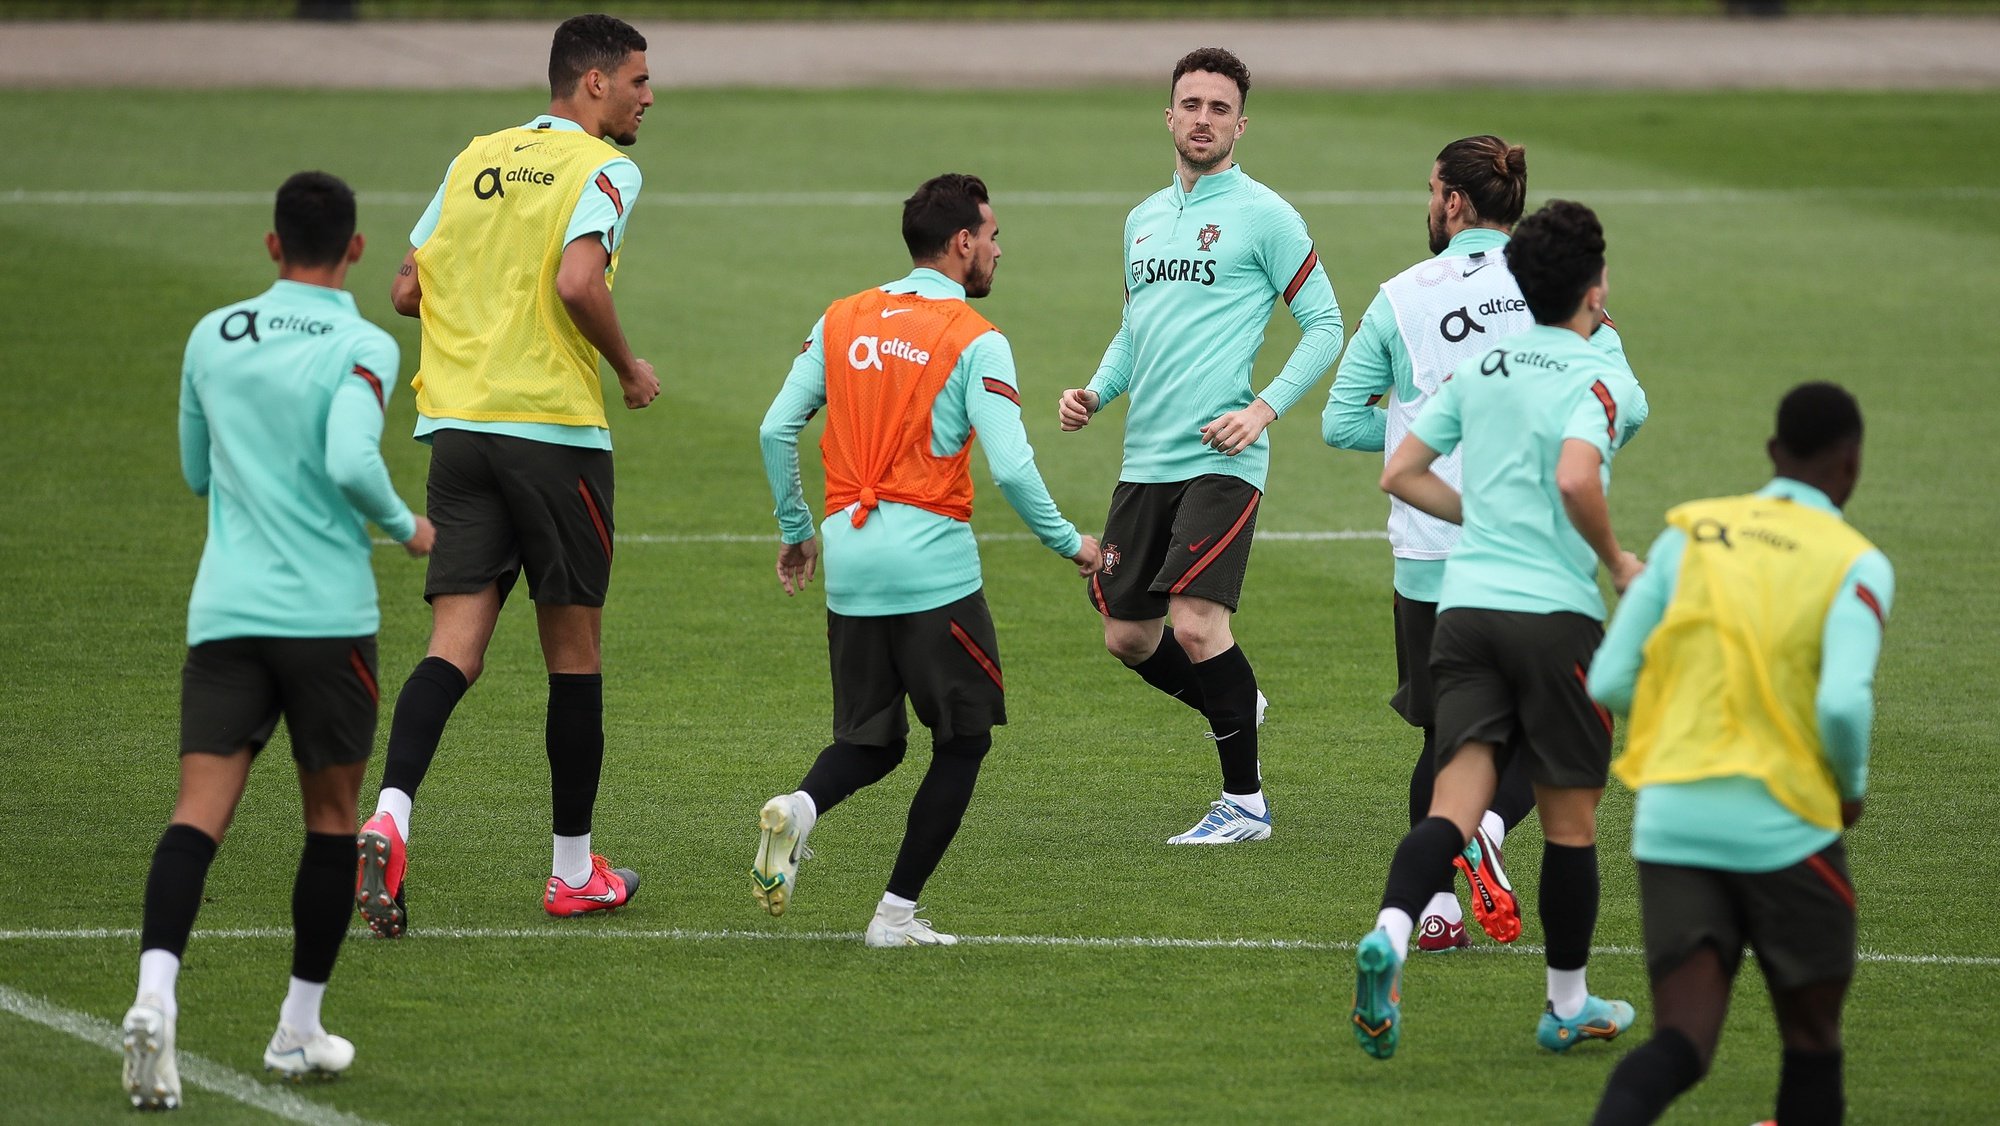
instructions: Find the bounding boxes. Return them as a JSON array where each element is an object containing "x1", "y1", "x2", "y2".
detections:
[{"x1": 1379, "y1": 249, "x2": 1535, "y2": 560}]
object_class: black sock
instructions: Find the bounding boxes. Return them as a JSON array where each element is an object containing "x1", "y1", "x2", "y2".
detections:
[
  {"x1": 885, "y1": 734, "x2": 989, "y2": 901},
  {"x1": 1589, "y1": 1029, "x2": 1706, "y2": 1125},
  {"x1": 1776, "y1": 1049, "x2": 1844, "y2": 1125},
  {"x1": 139, "y1": 823, "x2": 218, "y2": 959},
  {"x1": 1126, "y1": 627, "x2": 1206, "y2": 713},
  {"x1": 546, "y1": 673, "x2": 603, "y2": 838},
  {"x1": 799, "y1": 740, "x2": 906, "y2": 816},
  {"x1": 1491, "y1": 750, "x2": 1537, "y2": 833},
  {"x1": 1380, "y1": 816, "x2": 1466, "y2": 919},
  {"x1": 290, "y1": 832, "x2": 354, "y2": 983},
  {"x1": 379, "y1": 656, "x2": 469, "y2": 798},
  {"x1": 1406, "y1": 728, "x2": 1456, "y2": 898},
  {"x1": 1192, "y1": 645, "x2": 1260, "y2": 795},
  {"x1": 1541, "y1": 841, "x2": 1600, "y2": 971}
]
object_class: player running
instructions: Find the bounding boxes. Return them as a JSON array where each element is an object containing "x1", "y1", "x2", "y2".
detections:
[
  {"x1": 753, "y1": 174, "x2": 1101, "y2": 947},
  {"x1": 1058, "y1": 47, "x2": 1342, "y2": 843},
  {"x1": 123, "y1": 172, "x2": 433, "y2": 1110},
  {"x1": 1588, "y1": 383, "x2": 1890, "y2": 1126},
  {"x1": 356, "y1": 14, "x2": 659, "y2": 936},
  {"x1": 1350, "y1": 200, "x2": 1647, "y2": 1060},
  {"x1": 1323, "y1": 136, "x2": 1646, "y2": 951}
]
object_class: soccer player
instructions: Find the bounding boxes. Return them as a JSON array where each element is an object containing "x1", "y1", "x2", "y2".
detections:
[
  {"x1": 1323, "y1": 136, "x2": 1647, "y2": 951},
  {"x1": 753, "y1": 173, "x2": 1102, "y2": 947},
  {"x1": 1057, "y1": 47, "x2": 1342, "y2": 843},
  {"x1": 122, "y1": 172, "x2": 434, "y2": 1110},
  {"x1": 1349, "y1": 200, "x2": 1646, "y2": 1060},
  {"x1": 1587, "y1": 383, "x2": 1890, "y2": 1126},
  {"x1": 355, "y1": 14, "x2": 660, "y2": 936}
]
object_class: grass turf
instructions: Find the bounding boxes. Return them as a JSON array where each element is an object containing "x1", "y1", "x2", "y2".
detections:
[{"x1": 1, "y1": 87, "x2": 1997, "y2": 1123}]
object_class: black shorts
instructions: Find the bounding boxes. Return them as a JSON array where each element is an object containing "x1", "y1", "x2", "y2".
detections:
[
  {"x1": 180, "y1": 637, "x2": 379, "y2": 771},
  {"x1": 1086, "y1": 476, "x2": 1261, "y2": 619},
  {"x1": 829, "y1": 591, "x2": 1006, "y2": 747},
  {"x1": 423, "y1": 429, "x2": 615, "y2": 607},
  {"x1": 1390, "y1": 593, "x2": 1437, "y2": 729},
  {"x1": 1638, "y1": 843, "x2": 1858, "y2": 990},
  {"x1": 1430, "y1": 608, "x2": 1613, "y2": 788}
]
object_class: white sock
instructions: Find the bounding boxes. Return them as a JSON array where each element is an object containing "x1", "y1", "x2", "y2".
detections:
[
  {"x1": 1548, "y1": 967, "x2": 1589, "y2": 1019},
  {"x1": 1480, "y1": 809, "x2": 1505, "y2": 844},
  {"x1": 136, "y1": 949, "x2": 180, "y2": 1019},
  {"x1": 878, "y1": 892, "x2": 916, "y2": 918},
  {"x1": 278, "y1": 977, "x2": 326, "y2": 1037},
  {"x1": 1222, "y1": 789, "x2": 1267, "y2": 818},
  {"x1": 374, "y1": 788, "x2": 413, "y2": 843},
  {"x1": 790, "y1": 790, "x2": 819, "y2": 839},
  {"x1": 553, "y1": 833, "x2": 592, "y2": 888},
  {"x1": 1423, "y1": 891, "x2": 1463, "y2": 925},
  {"x1": 1375, "y1": 908, "x2": 1414, "y2": 962}
]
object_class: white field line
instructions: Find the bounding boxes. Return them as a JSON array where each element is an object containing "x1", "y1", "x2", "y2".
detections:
[
  {"x1": 368, "y1": 529, "x2": 1389, "y2": 547},
  {"x1": 4, "y1": 187, "x2": 1997, "y2": 209},
  {"x1": 2, "y1": 926, "x2": 1995, "y2": 968},
  {"x1": 0, "y1": 983, "x2": 385, "y2": 1126}
]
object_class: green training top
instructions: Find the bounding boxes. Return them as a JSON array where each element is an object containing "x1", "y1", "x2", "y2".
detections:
[
  {"x1": 760, "y1": 268, "x2": 1082, "y2": 617},
  {"x1": 179, "y1": 280, "x2": 415, "y2": 646},
  {"x1": 1408, "y1": 322, "x2": 1644, "y2": 620},
  {"x1": 1085, "y1": 164, "x2": 1343, "y2": 492}
]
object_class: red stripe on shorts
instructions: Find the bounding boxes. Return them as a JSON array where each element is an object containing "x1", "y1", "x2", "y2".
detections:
[
  {"x1": 1170, "y1": 491, "x2": 1260, "y2": 595},
  {"x1": 1805, "y1": 852, "x2": 1857, "y2": 911},
  {"x1": 349, "y1": 647, "x2": 379, "y2": 704},
  {"x1": 578, "y1": 478, "x2": 613, "y2": 560},
  {"x1": 1089, "y1": 573, "x2": 1109, "y2": 616},
  {"x1": 1573, "y1": 662, "x2": 1614, "y2": 735},
  {"x1": 949, "y1": 621, "x2": 1004, "y2": 690}
]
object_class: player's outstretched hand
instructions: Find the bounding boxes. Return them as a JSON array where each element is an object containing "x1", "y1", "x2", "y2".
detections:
[
  {"x1": 1199, "y1": 399, "x2": 1278, "y2": 456},
  {"x1": 1610, "y1": 550, "x2": 1645, "y2": 594},
  {"x1": 402, "y1": 516, "x2": 436, "y2": 558},
  {"x1": 1071, "y1": 534, "x2": 1103, "y2": 577},
  {"x1": 620, "y1": 358, "x2": 660, "y2": 409},
  {"x1": 1058, "y1": 388, "x2": 1099, "y2": 431},
  {"x1": 776, "y1": 536, "x2": 819, "y2": 596}
]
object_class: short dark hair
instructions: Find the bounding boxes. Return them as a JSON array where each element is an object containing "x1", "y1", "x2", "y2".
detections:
[
  {"x1": 273, "y1": 171, "x2": 355, "y2": 267},
  {"x1": 549, "y1": 14, "x2": 646, "y2": 98},
  {"x1": 1436, "y1": 135, "x2": 1528, "y2": 226},
  {"x1": 1171, "y1": 47, "x2": 1250, "y2": 106},
  {"x1": 1775, "y1": 382, "x2": 1864, "y2": 460},
  {"x1": 1504, "y1": 200, "x2": 1605, "y2": 324},
  {"x1": 902, "y1": 173, "x2": 990, "y2": 261}
]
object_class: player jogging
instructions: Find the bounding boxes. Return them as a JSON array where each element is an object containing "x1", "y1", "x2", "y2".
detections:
[
  {"x1": 1058, "y1": 47, "x2": 1342, "y2": 844},
  {"x1": 356, "y1": 14, "x2": 659, "y2": 937},
  {"x1": 1323, "y1": 136, "x2": 1647, "y2": 951},
  {"x1": 753, "y1": 174, "x2": 1102, "y2": 946},
  {"x1": 1350, "y1": 200, "x2": 1646, "y2": 1060},
  {"x1": 122, "y1": 172, "x2": 434, "y2": 1110},
  {"x1": 1588, "y1": 383, "x2": 1890, "y2": 1126}
]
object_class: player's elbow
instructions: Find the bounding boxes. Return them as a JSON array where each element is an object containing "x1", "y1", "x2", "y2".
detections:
[
  {"x1": 1557, "y1": 465, "x2": 1601, "y2": 507},
  {"x1": 389, "y1": 276, "x2": 422, "y2": 319},
  {"x1": 555, "y1": 265, "x2": 602, "y2": 312}
]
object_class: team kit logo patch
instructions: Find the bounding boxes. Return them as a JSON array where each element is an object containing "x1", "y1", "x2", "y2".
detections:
[
  {"x1": 1101, "y1": 543, "x2": 1121, "y2": 575},
  {"x1": 1196, "y1": 223, "x2": 1222, "y2": 251}
]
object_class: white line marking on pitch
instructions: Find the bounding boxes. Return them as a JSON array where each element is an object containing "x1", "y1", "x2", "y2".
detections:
[
  {"x1": 370, "y1": 529, "x2": 1390, "y2": 547},
  {"x1": 3, "y1": 926, "x2": 1994, "y2": 968},
  {"x1": 0, "y1": 983, "x2": 385, "y2": 1126},
  {"x1": 3, "y1": 187, "x2": 1995, "y2": 208}
]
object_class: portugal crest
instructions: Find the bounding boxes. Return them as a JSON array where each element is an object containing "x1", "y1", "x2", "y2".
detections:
[
  {"x1": 1196, "y1": 223, "x2": 1222, "y2": 252},
  {"x1": 1101, "y1": 543, "x2": 1121, "y2": 575}
]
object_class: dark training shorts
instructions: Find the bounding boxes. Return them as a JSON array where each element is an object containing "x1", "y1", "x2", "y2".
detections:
[
  {"x1": 1638, "y1": 842, "x2": 1858, "y2": 990},
  {"x1": 180, "y1": 636, "x2": 379, "y2": 771},
  {"x1": 423, "y1": 428, "x2": 615, "y2": 607},
  {"x1": 829, "y1": 591, "x2": 1006, "y2": 747},
  {"x1": 1390, "y1": 593, "x2": 1438, "y2": 730},
  {"x1": 1086, "y1": 475, "x2": 1262, "y2": 620},
  {"x1": 1429, "y1": 607, "x2": 1613, "y2": 788}
]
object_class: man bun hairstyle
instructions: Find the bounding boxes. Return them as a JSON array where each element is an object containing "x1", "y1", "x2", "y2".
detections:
[
  {"x1": 273, "y1": 171, "x2": 355, "y2": 268},
  {"x1": 1775, "y1": 382, "x2": 1864, "y2": 460},
  {"x1": 1504, "y1": 199, "x2": 1606, "y2": 325},
  {"x1": 902, "y1": 173, "x2": 990, "y2": 261},
  {"x1": 1436, "y1": 135, "x2": 1528, "y2": 226},
  {"x1": 1171, "y1": 47, "x2": 1251, "y2": 105},
  {"x1": 549, "y1": 14, "x2": 646, "y2": 99}
]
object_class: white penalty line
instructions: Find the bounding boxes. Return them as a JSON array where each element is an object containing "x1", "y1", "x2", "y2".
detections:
[
  {"x1": 0, "y1": 983, "x2": 384, "y2": 1126},
  {"x1": 370, "y1": 529, "x2": 1388, "y2": 547},
  {"x1": 2, "y1": 926, "x2": 1995, "y2": 968},
  {"x1": 4, "y1": 187, "x2": 1996, "y2": 209}
]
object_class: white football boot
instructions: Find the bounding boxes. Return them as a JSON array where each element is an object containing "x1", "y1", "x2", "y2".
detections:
[
  {"x1": 751, "y1": 794, "x2": 814, "y2": 917},
  {"x1": 864, "y1": 905, "x2": 959, "y2": 948},
  {"x1": 263, "y1": 1023, "x2": 354, "y2": 1080},
  {"x1": 121, "y1": 995, "x2": 180, "y2": 1111},
  {"x1": 1166, "y1": 798, "x2": 1273, "y2": 844}
]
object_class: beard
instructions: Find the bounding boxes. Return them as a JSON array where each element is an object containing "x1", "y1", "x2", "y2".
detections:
[
  {"x1": 1174, "y1": 131, "x2": 1234, "y2": 173},
  {"x1": 611, "y1": 124, "x2": 639, "y2": 146},
  {"x1": 965, "y1": 259, "x2": 995, "y2": 299},
  {"x1": 1427, "y1": 206, "x2": 1449, "y2": 255}
]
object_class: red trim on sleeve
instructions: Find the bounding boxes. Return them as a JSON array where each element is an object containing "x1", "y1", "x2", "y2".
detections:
[
  {"x1": 1365, "y1": 392, "x2": 1386, "y2": 407},
  {"x1": 352, "y1": 364, "x2": 384, "y2": 410},
  {"x1": 981, "y1": 377, "x2": 1022, "y2": 406},
  {"x1": 1283, "y1": 248, "x2": 1320, "y2": 305},
  {"x1": 1590, "y1": 380, "x2": 1618, "y2": 444},
  {"x1": 594, "y1": 171, "x2": 624, "y2": 217},
  {"x1": 1854, "y1": 583, "x2": 1885, "y2": 629}
]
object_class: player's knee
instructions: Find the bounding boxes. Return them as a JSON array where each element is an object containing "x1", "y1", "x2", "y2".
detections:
[
  {"x1": 1103, "y1": 622, "x2": 1158, "y2": 664},
  {"x1": 845, "y1": 739, "x2": 906, "y2": 770},
  {"x1": 934, "y1": 732, "x2": 992, "y2": 761}
]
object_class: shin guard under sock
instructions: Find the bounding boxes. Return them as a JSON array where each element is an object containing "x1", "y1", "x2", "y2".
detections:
[
  {"x1": 1126, "y1": 627, "x2": 1207, "y2": 713},
  {"x1": 1192, "y1": 645, "x2": 1260, "y2": 795},
  {"x1": 1381, "y1": 816, "x2": 1467, "y2": 920},
  {"x1": 1776, "y1": 1049, "x2": 1844, "y2": 1125},
  {"x1": 290, "y1": 832, "x2": 355, "y2": 983},
  {"x1": 1540, "y1": 841, "x2": 1601, "y2": 972},
  {"x1": 379, "y1": 656, "x2": 469, "y2": 798},
  {"x1": 546, "y1": 673, "x2": 603, "y2": 837},
  {"x1": 140, "y1": 823, "x2": 219, "y2": 959}
]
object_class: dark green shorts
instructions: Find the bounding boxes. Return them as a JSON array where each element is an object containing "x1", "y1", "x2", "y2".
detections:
[
  {"x1": 1638, "y1": 843, "x2": 1858, "y2": 990},
  {"x1": 1430, "y1": 607, "x2": 1612, "y2": 788},
  {"x1": 1086, "y1": 475, "x2": 1262, "y2": 619},
  {"x1": 829, "y1": 591, "x2": 1006, "y2": 747},
  {"x1": 1390, "y1": 593, "x2": 1437, "y2": 730},
  {"x1": 423, "y1": 429, "x2": 615, "y2": 607},
  {"x1": 180, "y1": 636, "x2": 378, "y2": 771}
]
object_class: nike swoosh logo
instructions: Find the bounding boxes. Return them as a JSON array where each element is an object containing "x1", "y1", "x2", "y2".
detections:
[
  {"x1": 513, "y1": 142, "x2": 544, "y2": 152},
  {"x1": 1187, "y1": 536, "x2": 1213, "y2": 553},
  {"x1": 1461, "y1": 261, "x2": 1492, "y2": 277},
  {"x1": 574, "y1": 889, "x2": 621, "y2": 903},
  {"x1": 1135, "y1": 233, "x2": 1154, "y2": 244},
  {"x1": 881, "y1": 309, "x2": 914, "y2": 318}
]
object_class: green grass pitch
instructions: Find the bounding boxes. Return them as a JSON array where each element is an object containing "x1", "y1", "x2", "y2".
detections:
[{"x1": 2, "y1": 86, "x2": 1998, "y2": 1123}]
